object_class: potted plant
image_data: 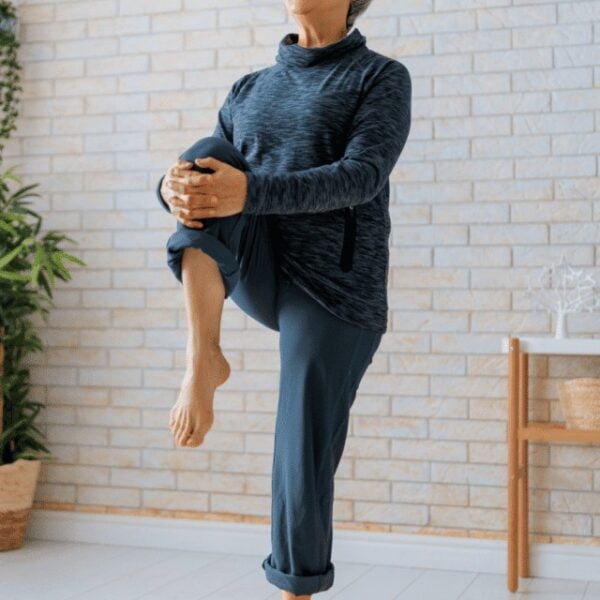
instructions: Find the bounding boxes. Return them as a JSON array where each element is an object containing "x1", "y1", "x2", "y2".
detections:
[
  {"x1": 0, "y1": 166, "x2": 86, "y2": 550},
  {"x1": 0, "y1": 0, "x2": 86, "y2": 551}
]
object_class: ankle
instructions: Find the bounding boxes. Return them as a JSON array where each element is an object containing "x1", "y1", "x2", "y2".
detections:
[{"x1": 186, "y1": 337, "x2": 222, "y2": 361}]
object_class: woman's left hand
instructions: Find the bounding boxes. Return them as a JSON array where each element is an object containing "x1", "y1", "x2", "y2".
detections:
[{"x1": 172, "y1": 156, "x2": 248, "y2": 225}]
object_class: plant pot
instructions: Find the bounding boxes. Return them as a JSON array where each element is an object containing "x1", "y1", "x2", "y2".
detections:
[
  {"x1": 557, "y1": 378, "x2": 600, "y2": 431},
  {"x1": 0, "y1": 458, "x2": 41, "y2": 550}
]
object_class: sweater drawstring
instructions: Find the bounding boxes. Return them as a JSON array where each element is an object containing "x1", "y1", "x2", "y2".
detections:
[{"x1": 339, "y1": 206, "x2": 356, "y2": 272}]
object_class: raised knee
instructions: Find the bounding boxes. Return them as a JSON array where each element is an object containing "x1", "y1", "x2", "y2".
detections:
[{"x1": 179, "y1": 136, "x2": 247, "y2": 172}]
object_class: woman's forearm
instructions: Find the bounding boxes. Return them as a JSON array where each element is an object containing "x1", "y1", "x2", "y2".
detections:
[{"x1": 241, "y1": 60, "x2": 411, "y2": 216}]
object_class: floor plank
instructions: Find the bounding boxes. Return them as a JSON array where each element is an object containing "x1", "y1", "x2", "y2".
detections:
[
  {"x1": 136, "y1": 553, "x2": 258, "y2": 599},
  {"x1": 329, "y1": 564, "x2": 424, "y2": 599},
  {"x1": 1, "y1": 540, "x2": 595, "y2": 600},
  {"x1": 394, "y1": 568, "x2": 479, "y2": 600},
  {"x1": 68, "y1": 548, "x2": 224, "y2": 600}
]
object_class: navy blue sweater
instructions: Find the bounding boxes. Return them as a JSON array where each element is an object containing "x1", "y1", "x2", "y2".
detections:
[{"x1": 158, "y1": 27, "x2": 412, "y2": 333}]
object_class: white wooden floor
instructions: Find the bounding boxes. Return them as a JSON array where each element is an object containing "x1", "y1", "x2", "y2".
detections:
[{"x1": 1, "y1": 540, "x2": 598, "y2": 599}]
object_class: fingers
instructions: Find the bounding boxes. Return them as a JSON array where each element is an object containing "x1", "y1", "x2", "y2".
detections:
[
  {"x1": 169, "y1": 159, "x2": 192, "y2": 173},
  {"x1": 194, "y1": 156, "x2": 222, "y2": 171},
  {"x1": 166, "y1": 160, "x2": 192, "y2": 183},
  {"x1": 167, "y1": 194, "x2": 217, "y2": 228},
  {"x1": 169, "y1": 201, "x2": 217, "y2": 219},
  {"x1": 162, "y1": 159, "x2": 217, "y2": 224},
  {"x1": 168, "y1": 205, "x2": 204, "y2": 228},
  {"x1": 169, "y1": 170, "x2": 213, "y2": 190},
  {"x1": 179, "y1": 218, "x2": 204, "y2": 229},
  {"x1": 164, "y1": 158, "x2": 213, "y2": 203},
  {"x1": 169, "y1": 192, "x2": 218, "y2": 210}
]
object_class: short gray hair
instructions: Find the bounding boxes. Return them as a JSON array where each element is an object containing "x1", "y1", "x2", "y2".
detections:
[{"x1": 346, "y1": 0, "x2": 373, "y2": 30}]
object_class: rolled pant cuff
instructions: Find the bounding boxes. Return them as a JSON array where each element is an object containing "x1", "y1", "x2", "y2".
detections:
[
  {"x1": 262, "y1": 554, "x2": 334, "y2": 595},
  {"x1": 166, "y1": 226, "x2": 240, "y2": 298}
]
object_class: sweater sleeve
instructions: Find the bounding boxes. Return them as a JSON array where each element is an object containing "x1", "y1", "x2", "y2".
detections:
[
  {"x1": 211, "y1": 86, "x2": 236, "y2": 143},
  {"x1": 155, "y1": 82, "x2": 238, "y2": 213},
  {"x1": 241, "y1": 61, "x2": 412, "y2": 215}
]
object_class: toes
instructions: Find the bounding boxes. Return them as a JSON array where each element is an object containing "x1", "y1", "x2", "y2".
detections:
[
  {"x1": 174, "y1": 417, "x2": 186, "y2": 444},
  {"x1": 185, "y1": 431, "x2": 204, "y2": 447},
  {"x1": 178, "y1": 423, "x2": 192, "y2": 446}
]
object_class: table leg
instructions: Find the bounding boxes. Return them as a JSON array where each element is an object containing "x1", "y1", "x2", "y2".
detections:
[
  {"x1": 507, "y1": 336, "x2": 520, "y2": 592},
  {"x1": 518, "y1": 350, "x2": 530, "y2": 578}
]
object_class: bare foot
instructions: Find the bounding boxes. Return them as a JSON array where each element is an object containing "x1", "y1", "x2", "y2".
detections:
[{"x1": 169, "y1": 343, "x2": 230, "y2": 447}]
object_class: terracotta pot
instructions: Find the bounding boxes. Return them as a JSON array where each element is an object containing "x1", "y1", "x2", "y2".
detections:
[{"x1": 0, "y1": 458, "x2": 41, "y2": 550}]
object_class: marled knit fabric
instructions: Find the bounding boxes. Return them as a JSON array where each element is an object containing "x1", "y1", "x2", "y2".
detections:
[{"x1": 158, "y1": 27, "x2": 412, "y2": 333}]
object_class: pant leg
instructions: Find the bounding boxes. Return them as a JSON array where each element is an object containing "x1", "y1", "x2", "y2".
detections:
[
  {"x1": 262, "y1": 277, "x2": 383, "y2": 596},
  {"x1": 164, "y1": 136, "x2": 282, "y2": 332}
]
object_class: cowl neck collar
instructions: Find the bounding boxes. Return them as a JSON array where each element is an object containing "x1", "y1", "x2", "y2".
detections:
[{"x1": 276, "y1": 27, "x2": 366, "y2": 68}]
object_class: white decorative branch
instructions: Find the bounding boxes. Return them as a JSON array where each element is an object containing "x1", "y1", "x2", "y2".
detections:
[{"x1": 524, "y1": 254, "x2": 600, "y2": 339}]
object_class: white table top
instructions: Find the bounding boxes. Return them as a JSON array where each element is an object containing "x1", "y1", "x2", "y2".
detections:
[{"x1": 501, "y1": 336, "x2": 600, "y2": 356}]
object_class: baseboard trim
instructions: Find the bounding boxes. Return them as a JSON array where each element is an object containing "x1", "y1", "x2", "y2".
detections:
[{"x1": 27, "y1": 509, "x2": 600, "y2": 582}]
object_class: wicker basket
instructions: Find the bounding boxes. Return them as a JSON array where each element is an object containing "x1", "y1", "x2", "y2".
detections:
[
  {"x1": 0, "y1": 459, "x2": 41, "y2": 551},
  {"x1": 557, "y1": 378, "x2": 600, "y2": 431}
]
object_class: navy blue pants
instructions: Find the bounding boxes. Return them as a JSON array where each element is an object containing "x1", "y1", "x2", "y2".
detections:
[{"x1": 164, "y1": 136, "x2": 383, "y2": 596}]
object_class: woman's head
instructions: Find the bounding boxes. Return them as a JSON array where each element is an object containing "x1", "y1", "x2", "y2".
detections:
[{"x1": 284, "y1": 0, "x2": 372, "y2": 32}]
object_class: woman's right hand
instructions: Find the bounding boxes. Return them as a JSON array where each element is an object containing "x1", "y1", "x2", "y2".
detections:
[{"x1": 161, "y1": 159, "x2": 218, "y2": 229}]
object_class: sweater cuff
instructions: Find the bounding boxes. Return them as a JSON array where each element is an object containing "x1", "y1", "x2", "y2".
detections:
[
  {"x1": 156, "y1": 174, "x2": 171, "y2": 213},
  {"x1": 242, "y1": 171, "x2": 266, "y2": 215}
]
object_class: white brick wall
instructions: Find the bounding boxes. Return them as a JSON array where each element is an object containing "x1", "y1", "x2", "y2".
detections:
[{"x1": 8, "y1": 0, "x2": 600, "y2": 542}]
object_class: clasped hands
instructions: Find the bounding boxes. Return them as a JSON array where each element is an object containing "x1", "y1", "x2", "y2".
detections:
[{"x1": 160, "y1": 156, "x2": 248, "y2": 228}]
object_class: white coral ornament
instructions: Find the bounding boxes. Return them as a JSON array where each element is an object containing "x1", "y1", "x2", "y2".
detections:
[{"x1": 525, "y1": 254, "x2": 600, "y2": 339}]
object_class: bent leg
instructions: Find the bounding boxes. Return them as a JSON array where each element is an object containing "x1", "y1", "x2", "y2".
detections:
[
  {"x1": 165, "y1": 136, "x2": 281, "y2": 331},
  {"x1": 262, "y1": 278, "x2": 382, "y2": 596},
  {"x1": 169, "y1": 244, "x2": 232, "y2": 447}
]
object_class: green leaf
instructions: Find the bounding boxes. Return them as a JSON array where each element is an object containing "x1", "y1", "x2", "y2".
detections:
[
  {"x1": 0, "y1": 240, "x2": 27, "y2": 270},
  {"x1": 31, "y1": 244, "x2": 43, "y2": 286},
  {"x1": 40, "y1": 250, "x2": 55, "y2": 287},
  {"x1": 55, "y1": 250, "x2": 86, "y2": 267},
  {"x1": 0, "y1": 270, "x2": 30, "y2": 282}
]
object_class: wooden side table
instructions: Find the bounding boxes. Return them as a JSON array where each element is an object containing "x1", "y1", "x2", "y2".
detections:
[{"x1": 501, "y1": 335, "x2": 600, "y2": 592}]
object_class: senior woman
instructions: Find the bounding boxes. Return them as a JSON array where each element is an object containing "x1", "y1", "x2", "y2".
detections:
[{"x1": 155, "y1": 0, "x2": 411, "y2": 597}]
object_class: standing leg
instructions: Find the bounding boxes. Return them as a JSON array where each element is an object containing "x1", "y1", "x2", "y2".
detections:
[{"x1": 262, "y1": 277, "x2": 382, "y2": 596}]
